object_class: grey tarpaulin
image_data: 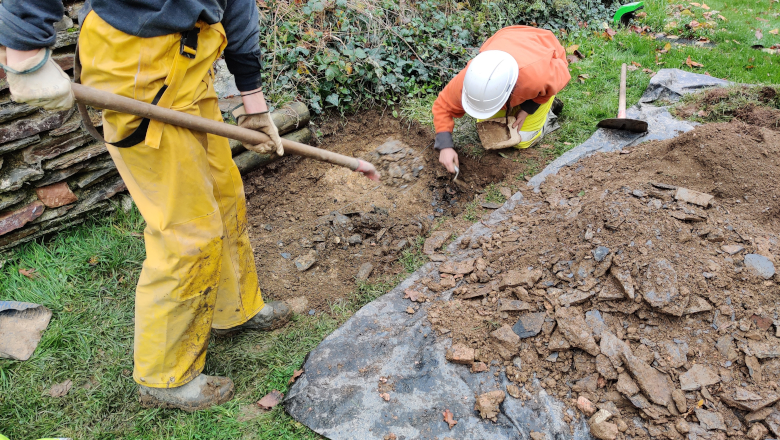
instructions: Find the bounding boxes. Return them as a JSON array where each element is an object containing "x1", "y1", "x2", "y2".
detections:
[
  {"x1": 527, "y1": 69, "x2": 729, "y2": 191},
  {"x1": 284, "y1": 69, "x2": 727, "y2": 440}
]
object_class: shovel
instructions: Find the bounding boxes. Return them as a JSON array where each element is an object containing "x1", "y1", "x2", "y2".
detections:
[
  {"x1": 596, "y1": 63, "x2": 648, "y2": 133},
  {"x1": 70, "y1": 84, "x2": 380, "y2": 181}
]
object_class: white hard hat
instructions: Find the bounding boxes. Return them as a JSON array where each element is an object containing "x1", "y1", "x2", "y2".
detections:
[{"x1": 461, "y1": 50, "x2": 519, "y2": 119}]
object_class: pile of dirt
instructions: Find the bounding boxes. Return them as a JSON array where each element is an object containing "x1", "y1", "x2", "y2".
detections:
[
  {"x1": 406, "y1": 118, "x2": 780, "y2": 439},
  {"x1": 242, "y1": 110, "x2": 539, "y2": 312}
]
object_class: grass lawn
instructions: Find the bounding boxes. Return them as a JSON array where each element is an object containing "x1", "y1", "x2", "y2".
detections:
[{"x1": 1, "y1": 0, "x2": 779, "y2": 438}]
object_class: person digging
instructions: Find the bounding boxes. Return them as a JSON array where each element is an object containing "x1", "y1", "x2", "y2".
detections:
[
  {"x1": 0, "y1": 0, "x2": 292, "y2": 411},
  {"x1": 433, "y1": 25, "x2": 571, "y2": 173}
]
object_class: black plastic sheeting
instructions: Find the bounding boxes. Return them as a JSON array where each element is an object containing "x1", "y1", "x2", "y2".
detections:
[{"x1": 285, "y1": 69, "x2": 727, "y2": 440}]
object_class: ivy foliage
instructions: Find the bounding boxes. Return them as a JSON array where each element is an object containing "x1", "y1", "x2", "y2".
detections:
[{"x1": 257, "y1": 0, "x2": 620, "y2": 113}]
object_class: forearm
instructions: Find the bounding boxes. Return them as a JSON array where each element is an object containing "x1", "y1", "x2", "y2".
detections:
[
  {"x1": 0, "y1": 0, "x2": 64, "y2": 50},
  {"x1": 223, "y1": 0, "x2": 263, "y2": 92},
  {"x1": 241, "y1": 88, "x2": 269, "y2": 114}
]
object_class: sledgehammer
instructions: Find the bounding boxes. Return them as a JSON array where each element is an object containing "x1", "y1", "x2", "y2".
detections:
[
  {"x1": 70, "y1": 83, "x2": 381, "y2": 181},
  {"x1": 596, "y1": 63, "x2": 648, "y2": 133}
]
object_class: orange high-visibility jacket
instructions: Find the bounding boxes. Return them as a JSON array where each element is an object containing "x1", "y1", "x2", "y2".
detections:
[{"x1": 432, "y1": 26, "x2": 571, "y2": 134}]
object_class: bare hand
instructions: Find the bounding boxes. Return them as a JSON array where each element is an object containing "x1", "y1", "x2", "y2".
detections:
[
  {"x1": 511, "y1": 110, "x2": 529, "y2": 132},
  {"x1": 439, "y1": 148, "x2": 459, "y2": 174}
]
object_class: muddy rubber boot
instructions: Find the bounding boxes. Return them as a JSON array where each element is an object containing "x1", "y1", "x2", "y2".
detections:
[
  {"x1": 139, "y1": 374, "x2": 234, "y2": 412},
  {"x1": 213, "y1": 301, "x2": 292, "y2": 336},
  {"x1": 552, "y1": 97, "x2": 564, "y2": 116}
]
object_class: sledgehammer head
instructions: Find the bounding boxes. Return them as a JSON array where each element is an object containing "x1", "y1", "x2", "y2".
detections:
[{"x1": 597, "y1": 118, "x2": 648, "y2": 133}]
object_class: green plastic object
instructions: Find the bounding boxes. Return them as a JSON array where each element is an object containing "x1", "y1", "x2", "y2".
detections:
[{"x1": 614, "y1": 1, "x2": 645, "y2": 26}]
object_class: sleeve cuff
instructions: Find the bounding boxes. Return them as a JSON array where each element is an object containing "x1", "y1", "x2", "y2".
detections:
[
  {"x1": 224, "y1": 50, "x2": 263, "y2": 92},
  {"x1": 520, "y1": 100, "x2": 541, "y2": 115},
  {"x1": 434, "y1": 132, "x2": 454, "y2": 150}
]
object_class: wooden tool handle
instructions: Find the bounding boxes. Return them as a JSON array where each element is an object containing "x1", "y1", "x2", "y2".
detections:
[
  {"x1": 71, "y1": 83, "x2": 380, "y2": 180},
  {"x1": 618, "y1": 63, "x2": 627, "y2": 119}
]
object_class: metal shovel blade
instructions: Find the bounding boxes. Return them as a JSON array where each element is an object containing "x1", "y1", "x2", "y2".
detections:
[{"x1": 597, "y1": 118, "x2": 648, "y2": 133}]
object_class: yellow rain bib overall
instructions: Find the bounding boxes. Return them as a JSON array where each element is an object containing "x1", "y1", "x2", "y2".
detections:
[{"x1": 79, "y1": 12, "x2": 265, "y2": 388}]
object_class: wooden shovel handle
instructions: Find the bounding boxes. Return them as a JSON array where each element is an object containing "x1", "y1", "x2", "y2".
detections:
[
  {"x1": 70, "y1": 83, "x2": 380, "y2": 181},
  {"x1": 618, "y1": 63, "x2": 627, "y2": 119}
]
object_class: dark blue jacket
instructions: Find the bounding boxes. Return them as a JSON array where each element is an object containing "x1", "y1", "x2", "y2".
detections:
[{"x1": 0, "y1": 0, "x2": 263, "y2": 91}]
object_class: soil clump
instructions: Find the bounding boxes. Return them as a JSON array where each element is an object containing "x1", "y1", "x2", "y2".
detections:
[{"x1": 412, "y1": 117, "x2": 780, "y2": 438}]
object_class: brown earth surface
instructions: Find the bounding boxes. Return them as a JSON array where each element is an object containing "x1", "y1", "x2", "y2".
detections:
[
  {"x1": 242, "y1": 110, "x2": 542, "y2": 312},
  {"x1": 412, "y1": 112, "x2": 780, "y2": 438}
]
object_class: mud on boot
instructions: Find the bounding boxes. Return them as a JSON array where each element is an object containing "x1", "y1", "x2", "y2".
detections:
[
  {"x1": 139, "y1": 374, "x2": 234, "y2": 412},
  {"x1": 213, "y1": 301, "x2": 292, "y2": 336}
]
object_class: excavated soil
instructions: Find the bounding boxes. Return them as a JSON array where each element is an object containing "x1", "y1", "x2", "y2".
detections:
[
  {"x1": 411, "y1": 116, "x2": 780, "y2": 438},
  {"x1": 242, "y1": 110, "x2": 541, "y2": 312}
]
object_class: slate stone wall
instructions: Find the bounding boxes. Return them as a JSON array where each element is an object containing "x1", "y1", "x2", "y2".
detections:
[{"x1": 0, "y1": 3, "x2": 312, "y2": 251}]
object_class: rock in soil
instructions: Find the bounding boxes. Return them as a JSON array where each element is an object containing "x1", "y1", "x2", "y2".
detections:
[
  {"x1": 679, "y1": 364, "x2": 720, "y2": 391},
  {"x1": 555, "y1": 307, "x2": 600, "y2": 356},
  {"x1": 355, "y1": 262, "x2": 374, "y2": 281},
  {"x1": 474, "y1": 390, "x2": 505, "y2": 421},
  {"x1": 694, "y1": 408, "x2": 726, "y2": 431},
  {"x1": 423, "y1": 231, "x2": 451, "y2": 255},
  {"x1": 512, "y1": 312, "x2": 546, "y2": 338},
  {"x1": 622, "y1": 352, "x2": 674, "y2": 407}
]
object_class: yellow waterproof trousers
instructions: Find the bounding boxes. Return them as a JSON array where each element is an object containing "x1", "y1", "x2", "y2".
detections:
[
  {"x1": 479, "y1": 96, "x2": 556, "y2": 149},
  {"x1": 79, "y1": 12, "x2": 265, "y2": 388}
]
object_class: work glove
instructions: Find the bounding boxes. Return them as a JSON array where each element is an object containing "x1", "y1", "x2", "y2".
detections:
[
  {"x1": 233, "y1": 106, "x2": 284, "y2": 156},
  {"x1": 0, "y1": 47, "x2": 74, "y2": 110}
]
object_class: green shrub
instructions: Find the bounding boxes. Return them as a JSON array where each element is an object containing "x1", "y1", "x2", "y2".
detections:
[{"x1": 257, "y1": 0, "x2": 620, "y2": 113}]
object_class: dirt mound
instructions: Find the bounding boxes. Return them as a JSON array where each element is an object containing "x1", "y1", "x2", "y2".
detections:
[
  {"x1": 411, "y1": 119, "x2": 780, "y2": 438},
  {"x1": 734, "y1": 105, "x2": 780, "y2": 131}
]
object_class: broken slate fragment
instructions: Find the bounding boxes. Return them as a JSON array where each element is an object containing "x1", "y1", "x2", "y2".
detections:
[
  {"x1": 679, "y1": 364, "x2": 720, "y2": 391},
  {"x1": 480, "y1": 202, "x2": 503, "y2": 209},
  {"x1": 744, "y1": 254, "x2": 776, "y2": 279},
  {"x1": 596, "y1": 354, "x2": 618, "y2": 380},
  {"x1": 558, "y1": 289, "x2": 595, "y2": 307},
  {"x1": 423, "y1": 230, "x2": 451, "y2": 255},
  {"x1": 721, "y1": 390, "x2": 780, "y2": 412},
  {"x1": 658, "y1": 340, "x2": 687, "y2": 368},
  {"x1": 555, "y1": 306, "x2": 600, "y2": 356},
  {"x1": 294, "y1": 250, "x2": 317, "y2": 271},
  {"x1": 500, "y1": 268, "x2": 543, "y2": 290},
  {"x1": 600, "y1": 331, "x2": 632, "y2": 368},
  {"x1": 640, "y1": 258, "x2": 687, "y2": 316},
  {"x1": 438, "y1": 259, "x2": 475, "y2": 275},
  {"x1": 585, "y1": 310, "x2": 607, "y2": 341},
  {"x1": 675, "y1": 187, "x2": 714, "y2": 207},
  {"x1": 355, "y1": 262, "x2": 374, "y2": 281},
  {"x1": 683, "y1": 295, "x2": 713, "y2": 315},
  {"x1": 498, "y1": 299, "x2": 531, "y2": 312},
  {"x1": 548, "y1": 329, "x2": 571, "y2": 351},
  {"x1": 622, "y1": 352, "x2": 674, "y2": 406},
  {"x1": 491, "y1": 324, "x2": 520, "y2": 349},
  {"x1": 445, "y1": 344, "x2": 474, "y2": 365},
  {"x1": 694, "y1": 408, "x2": 726, "y2": 431},
  {"x1": 512, "y1": 312, "x2": 546, "y2": 338},
  {"x1": 721, "y1": 244, "x2": 744, "y2": 255},
  {"x1": 609, "y1": 266, "x2": 635, "y2": 300},
  {"x1": 748, "y1": 338, "x2": 780, "y2": 359},
  {"x1": 592, "y1": 246, "x2": 610, "y2": 262}
]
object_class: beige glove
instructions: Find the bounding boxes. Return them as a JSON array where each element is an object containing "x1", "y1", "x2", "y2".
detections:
[
  {"x1": 0, "y1": 47, "x2": 74, "y2": 110},
  {"x1": 233, "y1": 106, "x2": 284, "y2": 156}
]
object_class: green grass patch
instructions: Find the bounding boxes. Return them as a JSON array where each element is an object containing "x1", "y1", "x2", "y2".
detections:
[{"x1": 399, "y1": 236, "x2": 428, "y2": 273}]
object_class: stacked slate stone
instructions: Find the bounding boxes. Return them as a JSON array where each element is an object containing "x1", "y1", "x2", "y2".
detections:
[{"x1": 0, "y1": 2, "x2": 312, "y2": 252}]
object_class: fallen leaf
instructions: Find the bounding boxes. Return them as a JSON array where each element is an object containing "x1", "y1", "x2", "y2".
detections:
[
  {"x1": 745, "y1": 65, "x2": 756, "y2": 69},
  {"x1": 631, "y1": 61, "x2": 642, "y2": 67},
  {"x1": 606, "y1": 28, "x2": 617, "y2": 36},
  {"x1": 19, "y1": 268, "x2": 38, "y2": 279},
  {"x1": 627, "y1": 64, "x2": 639, "y2": 71},
  {"x1": 690, "y1": 2, "x2": 700, "y2": 6},
  {"x1": 701, "y1": 3, "x2": 710, "y2": 9},
  {"x1": 685, "y1": 56, "x2": 704, "y2": 68},
  {"x1": 718, "y1": 14, "x2": 727, "y2": 21},
  {"x1": 443, "y1": 409, "x2": 458, "y2": 429},
  {"x1": 257, "y1": 390, "x2": 283, "y2": 410},
  {"x1": 642, "y1": 68, "x2": 656, "y2": 77},
  {"x1": 756, "y1": 29, "x2": 763, "y2": 40},
  {"x1": 577, "y1": 73, "x2": 590, "y2": 83},
  {"x1": 771, "y1": 29, "x2": 779, "y2": 35},
  {"x1": 380, "y1": 392, "x2": 390, "y2": 401},
  {"x1": 383, "y1": 435, "x2": 397, "y2": 440},
  {"x1": 566, "y1": 54, "x2": 580, "y2": 64},
  {"x1": 566, "y1": 44, "x2": 580, "y2": 54},
  {"x1": 757, "y1": 17, "x2": 769, "y2": 23},
  {"x1": 88, "y1": 256, "x2": 99, "y2": 266},
  {"x1": 49, "y1": 379, "x2": 73, "y2": 397},
  {"x1": 288, "y1": 369, "x2": 303, "y2": 385}
]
